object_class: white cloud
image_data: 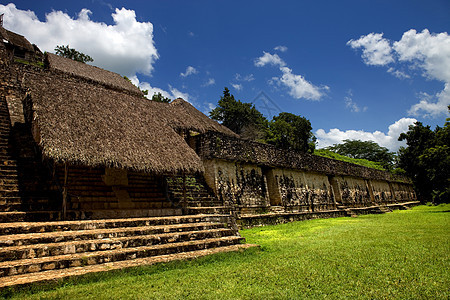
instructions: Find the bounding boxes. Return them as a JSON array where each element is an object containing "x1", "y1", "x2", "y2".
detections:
[
  {"x1": 344, "y1": 91, "x2": 367, "y2": 113},
  {"x1": 349, "y1": 29, "x2": 450, "y2": 118},
  {"x1": 180, "y1": 66, "x2": 198, "y2": 77},
  {"x1": 393, "y1": 29, "x2": 450, "y2": 117},
  {"x1": 0, "y1": 4, "x2": 158, "y2": 77},
  {"x1": 207, "y1": 102, "x2": 216, "y2": 111},
  {"x1": 274, "y1": 45, "x2": 288, "y2": 52},
  {"x1": 256, "y1": 51, "x2": 327, "y2": 100},
  {"x1": 394, "y1": 29, "x2": 450, "y2": 82},
  {"x1": 347, "y1": 33, "x2": 394, "y2": 66},
  {"x1": 274, "y1": 67, "x2": 326, "y2": 101},
  {"x1": 408, "y1": 83, "x2": 450, "y2": 118},
  {"x1": 315, "y1": 117, "x2": 417, "y2": 152},
  {"x1": 131, "y1": 76, "x2": 190, "y2": 102},
  {"x1": 235, "y1": 73, "x2": 255, "y2": 82},
  {"x1": 387, "y1": 67, "x2": 411, "y2": 79},
  {"x1": 254, "y1": 51, "x2": 286, "y2": 67},
  {"x1": 231, "y1": 83, "x2": 243, "y2": 91},
  {"x1": 202, "y1": 78, "x2": 215, "y2": 87}
]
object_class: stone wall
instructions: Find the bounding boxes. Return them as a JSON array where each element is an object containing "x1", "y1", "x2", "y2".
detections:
[
  {"x1": 195, "y1": 132, "x2": 411, "y2": 183},
  {"x1": 203, "y1": 159, "x2": 269, "y2": 214},
  {"x1": 265, "y1": 168, "x2": 335, "y2": 211},
  {"x1": 195, "y1": 132, "x2": 416, "y2": 215}
]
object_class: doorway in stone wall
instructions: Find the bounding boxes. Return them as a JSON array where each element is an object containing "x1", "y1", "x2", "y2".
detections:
[{"x1": 262, "y1": 167, "x2": 282, "y2": 206}]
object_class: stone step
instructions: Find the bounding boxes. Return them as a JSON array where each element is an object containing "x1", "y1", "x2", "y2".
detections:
[
  {"x1": 0, "y1": 211, "x2": 63, "y2": 223},
  {"x1": 0, "y1": 243, "x2": 257, "y2": 289},
  {"x1": 0, "y1": 222, "x2": 225, "y2": 247},
  {"x1": 0, "y1": 212, "x2": 27, "y2": 223},
  {"x1": 0, "y1": 236, "x2": 244, "y2": 278},
  {"x1": 0, "y1": 228, "x2": 235, "y2": 262},
  {"x1": 0, "y1": 203, "x2": 22, "y2": 212},
  {"x1": 186, "y1": 206, "x2": 231, "y2": 215},
  {"x1": 0, "y1": 190, "x2": 19, "y2": 197},
  {"x1": 0, "y1": 214, "x2": 230, "y2": 235}
]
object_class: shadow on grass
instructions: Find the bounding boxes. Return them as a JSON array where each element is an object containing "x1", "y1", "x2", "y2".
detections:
[{"x1": 0, "y1": 247, "x2": 261, "y2": 299}]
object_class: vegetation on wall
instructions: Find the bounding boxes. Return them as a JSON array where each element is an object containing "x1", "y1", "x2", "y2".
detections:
[
  {"x1": 325, "y1": 139, "x2": 395, "y2": 170},
  {"x1": 314, "y1": 149, "x2": 386, "y2": 171}
]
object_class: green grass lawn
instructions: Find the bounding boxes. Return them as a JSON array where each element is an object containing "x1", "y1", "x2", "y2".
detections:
[{"x1": 3, "y1": 204, "x2": 449, "y2": 299}]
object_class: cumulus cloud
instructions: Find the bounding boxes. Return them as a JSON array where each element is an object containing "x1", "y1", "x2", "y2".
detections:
[
  {"x1": 254, "y1": 51, "x2": 286, "y2": 67},
  {"x1": 256, "y1": 51, "x2": 327, "y2": 100},
  {"x1": 347, "y1": 33, "x2": 394, "y2": 66},
  {"x1": 0, "y1": 4, "x2": 158, "y2": 77},
  {"x1": 349, "y1": 29, "x2": 450, "y2": 118},
  {"x1": 315, "y1": 117, "x2": 417, "y2": 152},
  {"x1": 231, "y1": 83, "x2": 243, "y2": 91},
  {"x1": 180, "y1": 66, "x2": 198, "y2": 77},
  {"x1": 130, "y1": 76, "x2": 190, "y2": 102},
  {"x1": 274, "y1": 45, "x2": 288, "y2": 52},
  {"x1": 273, "y1": 67, "x2": 326, "y2": 100}
]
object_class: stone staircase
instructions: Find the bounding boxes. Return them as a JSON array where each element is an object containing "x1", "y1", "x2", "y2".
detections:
[
  {"x1": 0, "y1": 214, "x2": 254, "y2": 289},
  {"x1": 167, "y1": 175, "x2": 230, "y2": 215},
  {"x1": 0, "y1": 96, "x2": 21, "y2": 214}
]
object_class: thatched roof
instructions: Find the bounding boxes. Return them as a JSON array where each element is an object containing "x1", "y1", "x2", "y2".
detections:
[
  {"x1": 46, "y1": 53, "x2": 142, "y2": 96},
  {"x1": 166, "y1": 98, "x2": 239, "y2": 137},
  {"x1": 24, "y1": 72, "x2": 204, "y2": 175},
  {"x1": 0, "y1": 27, "x2": 35, "y2": 52}
]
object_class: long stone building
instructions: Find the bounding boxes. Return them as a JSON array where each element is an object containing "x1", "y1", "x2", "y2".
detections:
[{"x1": 0, "y1": 28, "x2": 417, "y2": 288}]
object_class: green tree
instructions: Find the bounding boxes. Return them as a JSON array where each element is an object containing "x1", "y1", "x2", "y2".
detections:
[
  {"x1": 398, "y1": 111, "x2": 450, "y2": 203},
  {"x1": 151, "y1": 92, "x2": 171, "y2": 103},
  {"x1": 54, "y1": 45, "x2": 94, "y2": 63},
  {"x1": 266, "y1": 112, "x2": 316, "y2": 153},
  {"x1": 210, "y1": 88, "x2": 267, "y2": 139},
  {"x1": 327, "y1": 139, "x2": 395, "y2": 170}
]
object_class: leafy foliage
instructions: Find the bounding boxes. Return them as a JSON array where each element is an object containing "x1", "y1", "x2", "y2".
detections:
[
  {"x1": 209, "y1": 88, "x2": 317, "y2": 153},
  {"x1": 151, "y1": 92, "x2": 171, "y2": 103},
  {"x1": 267, "y1": 112, "x2": 316, "y2": 153},
  {"x1": 209, "y1": 88, "x2": 267, "y2": 139},
  {"x1": 326, "y1": 139, "x2": 395, "y2": 170},
  {"x1": 398, "y1": 109, "x2": 450, "y2": 203},
  {"x1": 54, "y1": 45, "x2": 93, "y2": 63},
  {"x1": 314, "y1": 149, "x2": 385, "y2": 170}
]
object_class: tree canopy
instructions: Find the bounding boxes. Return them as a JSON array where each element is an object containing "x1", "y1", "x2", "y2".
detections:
[
  {"x1": 151, "y1": 92, "x2": 171, "y2": 103},
  {"x1": 266, "y1": 112, "x2": 316, "y2": 153},
  {"x1": 326, "y1": 139, "x2": 395, "y2": 170},
  {"x1": 209, "y1": 88, "x2": 267, "y2": 138},
  {"x1": 397, "y1": 113, "x2": 449, "y2": 203},
  {"x1": 54, "y1": 45, "x2": 93, "y2": 63},
  {"x1": 210, "y1": 88, "x2": 316, "y2": 153}
]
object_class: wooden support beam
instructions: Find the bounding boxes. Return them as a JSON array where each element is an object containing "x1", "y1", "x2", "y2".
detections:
[
  {"x1": 182, "y1": 172, "x2": 187, "y2": 209},
  {"x1": 62, "y1": 162, "x2": 68, "y2": 220}
]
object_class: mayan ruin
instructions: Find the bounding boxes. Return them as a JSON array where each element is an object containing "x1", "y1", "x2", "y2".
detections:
[{"x1": 0, "y1": 25, "x2": 425, "y2": 289}]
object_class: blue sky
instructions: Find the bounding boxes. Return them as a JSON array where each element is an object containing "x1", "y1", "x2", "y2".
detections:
[{"x1": 1, "y1": 0, "x2": 449, "y2": 151}]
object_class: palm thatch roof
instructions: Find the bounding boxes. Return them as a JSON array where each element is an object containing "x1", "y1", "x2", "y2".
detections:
[
  {"x1": 166, "y1": 98, "x2": 239, "y2": 137},
  {"x1": 0, "y1": 27, "x2": 34, "y2": 52},
  {"x1": 46, "y1": 53, "x2": 142, "y2": 96},
  {"x1": 23, "y1": 72, "x2": 204, "y2": 175}
]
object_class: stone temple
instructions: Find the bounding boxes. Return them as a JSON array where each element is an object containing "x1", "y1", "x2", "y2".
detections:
[{"x1": 0, "y1": 27, "x2": 418, "y2": 288}]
